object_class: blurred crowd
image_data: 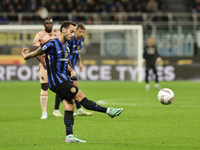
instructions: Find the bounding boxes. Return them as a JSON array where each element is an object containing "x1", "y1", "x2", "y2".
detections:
[
  {"x1": 0, "y1": 0, "x2": 169, "y2": 25},
  {"x1": 186, "y1": 0, "x2": 200, "y2": 12},
  {"x1": 0, "y1": 0, "x2": 168, "y2": 13}
]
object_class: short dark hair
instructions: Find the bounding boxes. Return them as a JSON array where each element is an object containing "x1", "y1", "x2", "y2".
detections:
[
  {"x1": 60, "y1": 21, "x2": 76, "y2": 32},
  {"x1": 43, "y1": 17, "x2": 53, "y2": 22},
  {"x1": 76, "y1": 23, "x2": 85, "y2": 30}
]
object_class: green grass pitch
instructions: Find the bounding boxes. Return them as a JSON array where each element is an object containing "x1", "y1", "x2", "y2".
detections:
[{"x1": 0, "y1": 81, "x2": 200, "y2": 150}]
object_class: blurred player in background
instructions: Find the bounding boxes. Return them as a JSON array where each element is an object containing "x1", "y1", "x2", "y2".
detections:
[
  {"x1": 143, "y1": 37, "x2": 162, "y2": 91},
  {"x1": 22, "y1": 21, "x2": 123, "y2": 143},
  {"x1": 33, "y1": 17, "x2": 62, "y2": 119},
  {"x1": 67, "y1": 23, "x2": 92, "y2": 116}
]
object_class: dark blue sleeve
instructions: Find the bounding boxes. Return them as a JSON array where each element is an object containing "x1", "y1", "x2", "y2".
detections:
[{"x1": 40, "y1": 41, "x2": 54, "y2": 54}]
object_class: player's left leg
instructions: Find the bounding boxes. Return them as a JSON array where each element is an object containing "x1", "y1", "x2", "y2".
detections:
[
  {"x1": 62, "y1": 99, "x2": 86, "y2": 143},
  {"x1": 50, "y1": 81, "x2": 86, "y2": 143},
  {"x1": 50, "y1": 81, "x2": 123, "y2": 143},
  {"x1": 53, "y1": 94, "x2": 63, "y2": 117},
  {"x1": 73, "y1": 80, "x2": 93, "y2": 116}
]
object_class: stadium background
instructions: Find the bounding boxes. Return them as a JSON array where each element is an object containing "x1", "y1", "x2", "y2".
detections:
[
  {"x1": 1, "y1": 1, "x2": 200, "y2": 150},
  {"x1": 0, "y1": 0, "x2": 200, "y2": 81}
]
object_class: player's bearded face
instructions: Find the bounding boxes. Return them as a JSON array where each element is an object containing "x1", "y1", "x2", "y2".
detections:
[
  {"x1": 76, "y1": 29, "x2": 85, "y2": 40},
  {"x1": 64, "y1": 25, "x2": 75, "y2": 41}
]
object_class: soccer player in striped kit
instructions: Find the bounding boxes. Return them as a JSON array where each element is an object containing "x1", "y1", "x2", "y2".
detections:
[
  {"x1": 54, "y1": 23, "x2": 93, "y2": 116},
  {"x1": 22, "y1": 21, "x2": 123, "y2": 143}
]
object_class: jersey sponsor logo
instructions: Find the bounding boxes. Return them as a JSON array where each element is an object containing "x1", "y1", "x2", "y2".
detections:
[
  {"x1": 71, "y1": 87, "x2": 76, "y2": 93},
  {"x1": 73, "y1": 45, "x2": 76, "y2": 47},
  {"x1": 60, "y1": 58, "x2": 68, "y2": 62},
  {"x1": 41, "y1": 45, "x2": 47, "y2": 50}
]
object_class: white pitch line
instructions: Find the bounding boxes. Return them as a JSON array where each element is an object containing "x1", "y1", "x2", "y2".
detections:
[{"x1": 96, "y1": 99, "x2": 200, "y2": 108}]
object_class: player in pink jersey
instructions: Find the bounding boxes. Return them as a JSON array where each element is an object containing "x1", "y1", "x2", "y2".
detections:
[{"x1": 33, "y1": 17, "x2": 62, "y2": 119}]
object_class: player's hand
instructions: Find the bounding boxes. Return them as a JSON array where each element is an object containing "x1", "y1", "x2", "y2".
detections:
[
  {"x1": 79, "y1": 63, "x2": 83, "y2": 72},
  {"x1": 21, "y1": 48, "x2": 29, "y2": 60},
  {"x1": 70, "y1": 70, "x2": 76, "y2": 79}
]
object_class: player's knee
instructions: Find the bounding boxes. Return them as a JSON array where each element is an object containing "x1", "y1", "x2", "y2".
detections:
[
  {"x1": 74, "y1": 90, "x2": 85, "y2": 102},
  {"x1": 71, "y1": 102, "x2": 75, "y2": 110},
  {"x1": 62, "y1": 100, "x2": 74, "y2": 111},
  {"x1": 41, "y1": 89, "x2": 48, "y2": 96},
  {"x1": 41, "y1": 83, "x2": 48, "y2": 91}
]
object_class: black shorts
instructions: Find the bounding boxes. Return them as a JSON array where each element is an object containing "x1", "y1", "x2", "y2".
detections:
[
  {"x1": 50, "y1": 80, "x2": 79, "y2": 101},
  {"x1": 146, "y1": 64, "x2": 156, "y2": 69}
]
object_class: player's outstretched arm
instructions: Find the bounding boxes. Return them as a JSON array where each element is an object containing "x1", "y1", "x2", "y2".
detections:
[{"x1": 21, "y1": 47, "x2": 44, "y2": 60}]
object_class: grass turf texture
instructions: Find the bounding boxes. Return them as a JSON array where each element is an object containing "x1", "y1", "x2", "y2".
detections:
[{"x1": 0, "y1": 81, "x2": 200, "y2": 150}]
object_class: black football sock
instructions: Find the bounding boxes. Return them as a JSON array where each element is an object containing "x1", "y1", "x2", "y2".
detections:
[
  {"x1": 55, "y1": 94, "x2": 61, "y2": 110},
  {"x1": 64, "y1": 110, "x2": 74, "y2": 136},
  {"x1": 75, "y1": 100, "x2": 81, "y2": 109},
  {"x1": 80, "y1": 97, "x2": 107, "y2": 113}
]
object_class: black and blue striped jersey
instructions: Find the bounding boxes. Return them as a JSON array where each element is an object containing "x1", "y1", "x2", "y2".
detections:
[
  {"x1": 40, "y1": 37, "x2": 72, "y2": 88},
  {"x1": 67, "y1": 36, "x2": 85, "y2": 70}
]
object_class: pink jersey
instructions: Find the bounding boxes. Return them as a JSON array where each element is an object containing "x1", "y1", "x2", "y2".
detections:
[
  {"x1": 33, "y1": 29, "x2": 60, "y2": 62},
  {"x1": 33, "y1": 29, "x2": 60, "y2": 46}
]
